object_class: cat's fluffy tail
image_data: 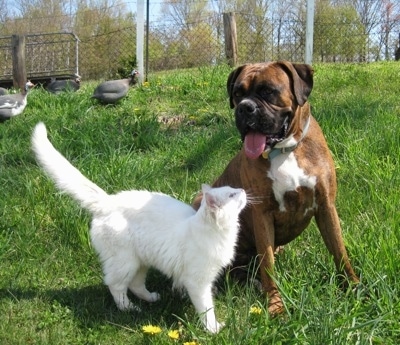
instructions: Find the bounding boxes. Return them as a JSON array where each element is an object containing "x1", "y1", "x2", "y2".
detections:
[{"x1": 31, "y1": 122, "x2": 108, "y2": 214}]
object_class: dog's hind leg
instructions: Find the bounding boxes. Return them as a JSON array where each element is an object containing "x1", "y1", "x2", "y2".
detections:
[
  {"x1": 315, "y1": 203, "x2": 359, "y2": 286},
  {"x1": 252, "y1": 208, "x2": 285, "y2": 315}
]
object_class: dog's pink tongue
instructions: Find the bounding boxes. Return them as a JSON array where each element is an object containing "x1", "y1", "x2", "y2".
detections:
[{"x1": 244, "y1": 132, "x2": 266, "y2": 159}]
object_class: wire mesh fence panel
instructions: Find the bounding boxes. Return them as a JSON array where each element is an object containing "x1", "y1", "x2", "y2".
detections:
[
  {"x1": 0, "y1": 36, "x2": 15, "y2": 81},
  {"x1": 0, "y1": 33, "x2": 79, "y2": 84},
  {"x1": 80, "y1": 27, "x2": 136, "y2": 80},
  {"x1": 144, "y1": 8, "x2": 399, "y2": 72},
  {"x1": 0, "y1": 0, "x2": 399, "y2": 82},
  {"x1": 146, "y1": 14, "x2": 306, "y2": 71},
  {"x1": 25, "y1": 33, "x2": 80, "y2": 79}
]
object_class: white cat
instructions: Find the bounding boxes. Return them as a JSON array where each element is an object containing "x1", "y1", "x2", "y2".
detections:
[{"x1": 31, "y1": 122, "x2": 247, "y2": 333}]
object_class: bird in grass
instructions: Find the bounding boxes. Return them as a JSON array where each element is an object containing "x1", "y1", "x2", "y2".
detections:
[
  {"x1": 0, "y1": 81, "x2": 35, "y2": 123},
  {"x1": 46, "y1": 74, "x2": 81, "y2": 94},
  {"x1": 0, "y1": 87, "x2": 8, "y2": 95},
  {"x1": 92, "y1": 70, "x2": 139, "y2": 104}
]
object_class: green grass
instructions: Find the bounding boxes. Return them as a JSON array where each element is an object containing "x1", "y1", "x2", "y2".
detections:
[{"x1": 1, "y1": 62, "x2": 399, "y2": 344}]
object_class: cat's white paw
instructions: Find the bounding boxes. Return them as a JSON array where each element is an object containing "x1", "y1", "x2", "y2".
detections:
[
  {"x1": 117, "y1": 300, "x2": 141, "y2": 312},
  {"x1": 206, "y1": 321, "x2": 224, "y2": 334},
  {"x1": 148, "y1": 292, "x2": 161, "y2": 302}
]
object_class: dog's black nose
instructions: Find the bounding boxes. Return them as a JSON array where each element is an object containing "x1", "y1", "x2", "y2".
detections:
[{"x1": 237, "y1": 99, "x2": 257, "y2": 116}]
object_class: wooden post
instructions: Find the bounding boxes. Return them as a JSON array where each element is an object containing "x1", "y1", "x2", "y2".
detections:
[
  {"x1": 223, "y1": 12, "x2": 238, "y2": 67},
  {"x1": 12, "y1": 35, "x2": 27, "y2": 89}
]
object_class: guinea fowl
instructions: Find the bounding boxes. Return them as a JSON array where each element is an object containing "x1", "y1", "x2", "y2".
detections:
[
  {"x1": 0, "y1": 87, "x2": 8, "y2": 95},
  {"x1": 92, "y1": 70, "x2": 139, "y2": 104},
  {"x1": 0, "y1": 81, "x2": 35, "y2": 123},
  {"x1": 46, "y1": 74, "x2": 81, "y2": 94}
]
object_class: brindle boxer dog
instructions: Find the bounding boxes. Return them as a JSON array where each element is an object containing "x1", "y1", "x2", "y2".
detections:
[{"x1": 193, "y1": 60, "x2": 359, "y2": 314}]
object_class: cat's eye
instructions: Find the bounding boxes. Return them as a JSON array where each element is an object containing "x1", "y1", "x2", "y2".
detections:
[{"x1": 229, "y1": 193, "x2": 236, "y2": 198}]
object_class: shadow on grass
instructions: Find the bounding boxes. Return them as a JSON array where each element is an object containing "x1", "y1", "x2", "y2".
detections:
[
  {"x1": 181, "y1": 125, "x2": 240, "y2": 173},
  {"x1": 1, "y1": 273, "x2": 191, "y2": 330}
]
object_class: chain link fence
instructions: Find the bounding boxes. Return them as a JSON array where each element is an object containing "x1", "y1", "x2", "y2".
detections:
[
  {"x1": 80, "y1": 27, "x2": 137, "y2": 80},
  {"x1": 0, "y1": 7, "x2": 399, "y2": 83},
  {"x1": 146, "y1": 11, "x2": 392, "y2": 70},
  {"x1": 79, "y1": 11, "x2": 394, "y2": 79}
]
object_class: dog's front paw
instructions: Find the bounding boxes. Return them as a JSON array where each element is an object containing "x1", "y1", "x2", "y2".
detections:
[{"x1": 267, "y1": 291, "x2": 284, "y2": 316}]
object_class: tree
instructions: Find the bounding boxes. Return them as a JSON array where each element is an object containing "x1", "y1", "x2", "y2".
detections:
[
  {"x1": 3, "y1": 0, "x2": 70, "y2": 34},
  {"x1": 350, "y1": 0, "x2": 384, "y2": 61},
  {"x1": 161, "y1": 0, "x2": 209, "y2": 30},
  {"x1": 274, "y1": 0, "x2": 308, "y2": 62},
  {"x1": 160, "y1": 0, "x2": 217, "y2": 68},
  {"x1": 270, "y1": 0, "x2": 302, "y2": 60},
  {"x1": 380, "y1": 0, "x2": 400, "y2": 60},
  {"x1": 0, "y1": 0, "x2": 8, "y2": 23},
  {"x1": 314, "y1": 0, "x2": 365, "y2": 62},
  {"x1": 218, "y1": 0, "x2": 272, "y2": 63},
  {"x1": 73, "y1": 0, "x2": 136, "y2": 79}
]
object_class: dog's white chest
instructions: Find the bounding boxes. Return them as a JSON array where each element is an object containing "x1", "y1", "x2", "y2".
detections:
[{"x1": 267, "y1": 153, "x2": 317, "y2": 212}]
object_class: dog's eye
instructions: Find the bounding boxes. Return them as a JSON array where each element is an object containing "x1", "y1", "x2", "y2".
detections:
[
  {"x1": 233, "y1": 91, "x2": 242, "y2": 98},
  {"x1": 260, "y1": 88, "x2": 274, "y2": 97}
]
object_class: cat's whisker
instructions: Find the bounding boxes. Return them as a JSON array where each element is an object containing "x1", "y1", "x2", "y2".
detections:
[{"x1": 244, "y1": 190, "x2": 264, "y2": 205}]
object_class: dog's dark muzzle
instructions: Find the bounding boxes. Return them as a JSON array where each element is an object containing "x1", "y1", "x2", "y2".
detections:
[
  {"x1": 237, "y1": 99, "x2": 258, "y2": 119},
  {"x1": 235, "y1": 99, "x2": 260, "y2": 139},
  {"x1": 235, "y1": 98, "x2": 291, "y2": 140}
]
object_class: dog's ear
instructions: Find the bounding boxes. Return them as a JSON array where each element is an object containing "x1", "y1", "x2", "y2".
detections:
[
  {"x1": 278, "y1": 61, "x2": 314, "y2": 106},
  {"x1": 227, "y1": 65, "x2": 247, "y2": 109}
]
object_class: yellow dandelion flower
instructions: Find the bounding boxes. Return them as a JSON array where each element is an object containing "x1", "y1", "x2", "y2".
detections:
[
  {"x1": 142, "y1": 324, "x2": 162, "y2": 335},
  {"x1": 167, "y1": 329, "x2": 180, "y2": 340},
  {"x1": 183, "y1": 342, "x2": 199, "y2": 345},
  {"x1": 143, "y1": 81, "x2": 150, "y2": 87},
  {"x1": 249, "y1": 306, "x2": 263, "y2": 315}
]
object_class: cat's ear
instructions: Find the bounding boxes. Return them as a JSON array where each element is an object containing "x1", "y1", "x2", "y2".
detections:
[
  {"x1": 202, "y1": 185, "x2": 219, "y2": 210},
  {"x1": 201, "y1": 184, "x2": 212, "y2": 193},
  {"x1": 205, "y1": 192, "x2": 218, "y2": 209}
]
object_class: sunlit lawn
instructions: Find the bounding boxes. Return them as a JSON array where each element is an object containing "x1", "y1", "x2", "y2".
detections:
[{"x1": 0, "y1": 62, "x2": 399, "y2": 344}]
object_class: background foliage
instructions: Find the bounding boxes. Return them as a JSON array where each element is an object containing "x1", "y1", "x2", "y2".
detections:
[{"x1": 1, "y1": 0, "x2": 400, "y2": 81}]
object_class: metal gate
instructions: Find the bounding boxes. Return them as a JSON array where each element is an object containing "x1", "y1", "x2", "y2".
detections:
[{"x1": 0, "y1": 32, "x2": 79, "y2": 87}]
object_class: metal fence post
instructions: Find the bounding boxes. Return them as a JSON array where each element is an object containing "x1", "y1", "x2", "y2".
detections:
[
  {"x1": 136, "y1": 0, "x2": 144, "y2": 83},
  {"x1": 305, "y1": 0, "x2": 315, "y2": 65}
]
